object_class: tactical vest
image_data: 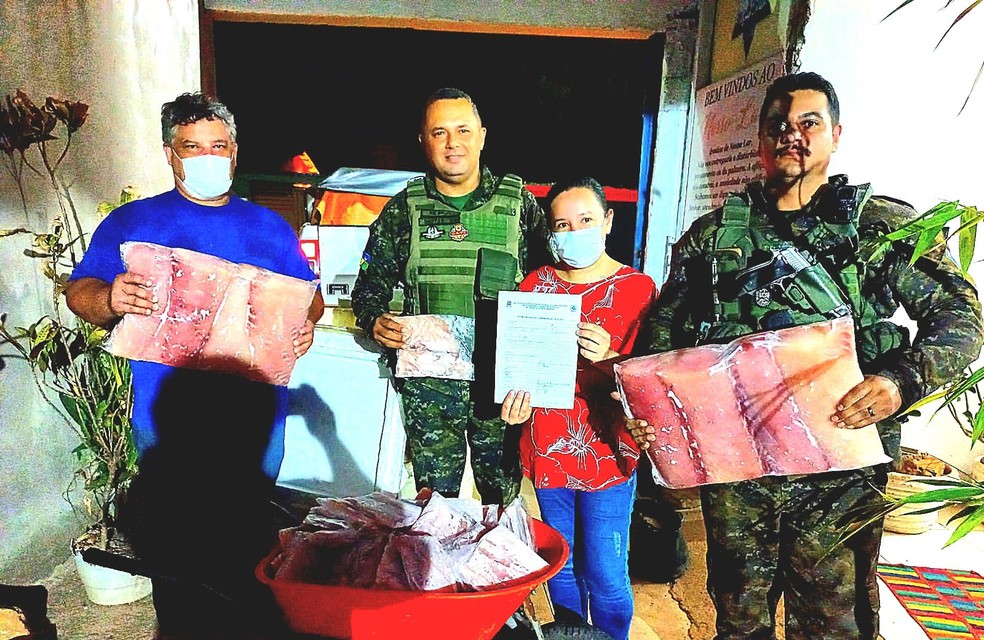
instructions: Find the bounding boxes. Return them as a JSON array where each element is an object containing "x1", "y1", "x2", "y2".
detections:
[
  {"x1": 700, "y1": 182, "x2": 905, "y2": 369},
  {"x1": 405, "y1": 174, "x2": 523, "y2": 317}
]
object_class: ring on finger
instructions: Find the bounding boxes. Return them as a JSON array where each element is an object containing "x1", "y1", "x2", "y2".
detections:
[{"x1": 866, "y1": 406, "x2": 876, "y2": 418}]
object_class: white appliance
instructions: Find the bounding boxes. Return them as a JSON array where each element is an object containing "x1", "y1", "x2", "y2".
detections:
[
  {"x1": 316, "y1": 225, "x2": 370, "y2": 305},
  {"x1": 277, "y1": 325, "x2": 407, "y2": 497}
]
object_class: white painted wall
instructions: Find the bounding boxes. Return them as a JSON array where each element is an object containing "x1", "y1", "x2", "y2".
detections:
[
  {"x1": 0, "y1": 1, "x2": 198, "y2": 581},
  {"x1": 799, "y1": 0, "x2": 984, "y2": 473}
]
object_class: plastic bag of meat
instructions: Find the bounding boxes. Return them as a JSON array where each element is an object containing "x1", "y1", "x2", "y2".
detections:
[
  {"x1": 105, "y1": 241, "x2": 318, "y2": 386},
  {"x1": 273, "y1": 527, "x2": 362, "y2": 583},
  {"x1": 409, "y1": 491, "x2": 481, "y2": 542},
  {"x1": 376, "y1": 534, "x2": 460, "y2": 592},
  {"x1": 498, "y1": 496, "x2": 536, "y2": 551},
  {"x1": 395, "y1": 314, "x2": 475, "y2": 380},
  {"x1": 614, "y1": 317, "x2": 891, "y2": 488},
  {"x1": 455, "y1": 526, "x2": 549, "y2": 590},
  {"x1": 307, "y1": 492, "x2": 423, "y2": 530}
]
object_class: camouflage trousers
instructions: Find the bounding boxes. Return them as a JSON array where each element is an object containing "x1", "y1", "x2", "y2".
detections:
[
  {"x1": 700, "y1": 465, "x2": 889, "y2": 640},
  {"x1": 400, "y1": 377, "x2": 522, "y2": 505}
]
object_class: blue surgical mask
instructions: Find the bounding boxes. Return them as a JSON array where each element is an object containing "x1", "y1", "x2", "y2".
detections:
[
  {"x1": 177, "y1": 154, "x2": 233, "y2": 199},
  {"x1": 549, "y1": 225, "x2": 606, "y2": 268}
]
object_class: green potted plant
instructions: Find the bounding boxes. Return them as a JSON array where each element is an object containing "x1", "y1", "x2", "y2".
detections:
[
  {"x1": 0, "y1": 89, "x2": 148, "y2": 604},
  {"x1": 829, "y1": 0, "x2": 984, "y2": 548},
  {"x1": 830, "y1": 198, "x2": 984, "y2": 550}
]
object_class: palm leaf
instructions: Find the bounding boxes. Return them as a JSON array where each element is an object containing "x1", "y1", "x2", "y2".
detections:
[
  {"x1": 944, "y1": 502, "x2": 984, "y2": 546},
  {"x1": 911, "y1": 228, "x2": 944, "y2": 266},
  {"x1": 896, "y1": 486, "x2": 984, "y2": 503},
  {"x1": 957, "y1": 206, "x2": 981, "y2": 271},
  {"x1": 960, "y1": 59, "x2": 984, "y2": 114},
  {"x1": 935, "y1": 0, "x2": 983, "y2": 48},
  {"x1": 899, "y1": 476, "x2": 972, "y2": 488},
  {"x1": 971, "y1": 403, "x2": 984, "y2": 443},
  {"x1": 884, "y1": 201, "x2": 960, "y2": 241},
  {"x1": 882, "y1": 0, "x2": 920, "y2": 21},
  {"x1": 905, "y1": 367, "x2": 984, "y2": 418}
]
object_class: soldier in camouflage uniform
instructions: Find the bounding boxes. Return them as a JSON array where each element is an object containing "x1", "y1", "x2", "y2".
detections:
[
  {"x1": 351, "y1": 87, "x2": 548, "y2": 505},
  {"x1": 626, "y1": 72, "x2": 983, "y2": 639}
]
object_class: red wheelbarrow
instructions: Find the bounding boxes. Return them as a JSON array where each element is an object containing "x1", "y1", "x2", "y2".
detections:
[{"x1": 255, "y1": 518, "x2": 568, "y2": 640}]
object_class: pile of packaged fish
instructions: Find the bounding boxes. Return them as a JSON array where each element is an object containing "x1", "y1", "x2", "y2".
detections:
[{"x1": 269, "y1": 491, "x2": 548, "y2": 592}]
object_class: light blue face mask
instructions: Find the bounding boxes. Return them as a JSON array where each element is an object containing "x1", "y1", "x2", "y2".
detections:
[
  {"x1": 177, "y1": 154, "x2": 233, "y2": 199},
  {"x1": 548, "y1": 224, "x2": 606, "y2": 268}
]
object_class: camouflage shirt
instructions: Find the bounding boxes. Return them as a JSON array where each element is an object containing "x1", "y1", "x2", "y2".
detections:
[
  {"x1": 645, "y1": 175, "x2": 984, "y2": 410},
  {"x1": 352, "y1": 166, "x2": 548, "y2": 331}
]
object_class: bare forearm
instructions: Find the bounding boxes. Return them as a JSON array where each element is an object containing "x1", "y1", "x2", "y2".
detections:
[
  {"x1": 308, "y1": 292, "x2": 325, "y2": 324},
  {"x1": 65, "y1": 277, "x2": 118, "y2": 328},
  {"x1": 66, "y1": 272, "x2": 157, "y2": 328}
]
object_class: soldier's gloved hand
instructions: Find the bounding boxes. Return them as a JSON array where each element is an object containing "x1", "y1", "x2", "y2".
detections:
[
  {"x1": 577, "y1": 322, "x2": 615, "y2": 362},
  {"x1": 372, "y1": 312, "x2": 405, "y2": 349},
  {"x1": 831, "y1": 374, "x2": 903, "y2": 429},
  {"x1": 501, "y1": 389, "x2": 532, "y2": 425}
]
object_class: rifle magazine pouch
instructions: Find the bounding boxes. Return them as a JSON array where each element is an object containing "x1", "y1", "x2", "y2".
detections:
[
  {"x1": 472, "y1": 248, "x2": 518, "y2": 418},
  {"x1": 476, "y1": 248, "x2": 519, "y2": 301}
]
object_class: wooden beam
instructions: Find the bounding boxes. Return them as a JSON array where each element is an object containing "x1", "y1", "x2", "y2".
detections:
[
  {"x1": 204, "y1": 9, "x2": 654, "y2": 40},
  {"x1": 200, "y1": 7, "x2": 217, "y2": 97}
]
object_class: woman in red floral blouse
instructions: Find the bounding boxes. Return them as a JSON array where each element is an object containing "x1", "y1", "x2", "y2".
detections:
[{"x1": 501, "y1": 176, "x2": 657, "y2": 640}]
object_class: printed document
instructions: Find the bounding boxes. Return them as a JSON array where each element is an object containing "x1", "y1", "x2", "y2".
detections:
[{"x1": 494, "y1": 291, "x2": 581, "y2": 409}]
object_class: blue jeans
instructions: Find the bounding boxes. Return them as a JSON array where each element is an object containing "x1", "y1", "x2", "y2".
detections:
[{"x1": 535, "y1": 473, "x2": 636, "y2": 640}]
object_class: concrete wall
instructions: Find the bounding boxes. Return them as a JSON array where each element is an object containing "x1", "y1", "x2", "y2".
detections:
[
  {"x1": 0, "y1": 1, "x2": 199, "y2": 582},
  {"x1": 798, "y1": 1, "x2": 984, "y2": 474}
]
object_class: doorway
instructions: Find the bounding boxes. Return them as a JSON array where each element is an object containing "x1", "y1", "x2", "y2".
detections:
[{"x1": 211, "y1": 21, "x2": 663, "y2": 266}]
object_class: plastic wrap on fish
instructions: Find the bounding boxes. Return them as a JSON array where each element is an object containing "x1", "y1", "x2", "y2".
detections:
[
  {"x1": 614, "y1": 318, "x2": 890, "y2": 488},
  {"x1": 105, "y1": 241, "x2": 317, "y2": 386},
  {"x1": 396, "y1": 314, "x2": 475, "y2": 380}
]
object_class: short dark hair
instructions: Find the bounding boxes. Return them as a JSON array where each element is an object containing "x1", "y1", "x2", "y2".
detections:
[
  {"x1": 545, "y1": 176, "x2": 608, "y2": 212},
  {"x1": 420, "y1": 87, "x2": 481, "y2": 131},
  {"x1": 758, "y1": 72, "x2": 840, "y2": 132},
  {"x1": 161, "y1": 92, "x2": 237, "y2": 145}
]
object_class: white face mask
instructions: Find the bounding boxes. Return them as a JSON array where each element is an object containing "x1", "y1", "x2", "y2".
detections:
[
  {"x1": 176, "y1": 154, "x2": 233, "y2": 199},
  {"x1": 549, "y1": 224, "x2": 606, "y2": 268}
]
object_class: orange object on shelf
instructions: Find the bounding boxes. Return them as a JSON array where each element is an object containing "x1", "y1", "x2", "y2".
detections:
[{"x1": 314, "y1": 190, "x2": 392, "y2": 226}]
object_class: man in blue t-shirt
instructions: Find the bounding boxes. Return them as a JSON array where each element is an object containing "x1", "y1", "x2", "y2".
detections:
[{"x1": 66, "y1": 92, "x2": 324, "y2": 636}]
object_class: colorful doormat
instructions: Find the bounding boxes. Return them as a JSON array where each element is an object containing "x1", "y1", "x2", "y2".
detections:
[{"x1": 878, "y1": 563, "x2": 984, "y2": 639}]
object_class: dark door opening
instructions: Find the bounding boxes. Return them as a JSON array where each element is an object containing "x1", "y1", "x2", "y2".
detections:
[{"x1": 212, "y1": 21, "x2": 662, "y2": 266}]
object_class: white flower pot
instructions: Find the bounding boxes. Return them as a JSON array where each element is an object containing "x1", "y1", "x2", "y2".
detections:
[
  {"x1": 883, "y1": 471, "x2": 947, "y2": 535},
  {"x1": 73, "y1": 551, "x2": 152, "y2": 606}
]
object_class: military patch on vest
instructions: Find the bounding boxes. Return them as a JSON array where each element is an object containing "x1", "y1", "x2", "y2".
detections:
[
  {"x1": 420, "y1": 212, "x2": 461, "y2": 226},
  {"x1": 449, "y1": 223, "x2": 469, "y2": 242},
  {"x1": 494, "y1": 204, "x2": 517, "y2": 216},
  {"x1": 421, "y1": 225, "x2": 443, "y2": 240},
  {"x1": 754, "y1": 288, "x2": 772, "y2": 307},
  {"x1": 360, "y1": 251, "x2": 371, "y2": 271}
]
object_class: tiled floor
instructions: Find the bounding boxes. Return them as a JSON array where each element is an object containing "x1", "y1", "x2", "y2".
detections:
[{"x1": 878, "y1": 511, "x2": 984, "y2": 640}]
